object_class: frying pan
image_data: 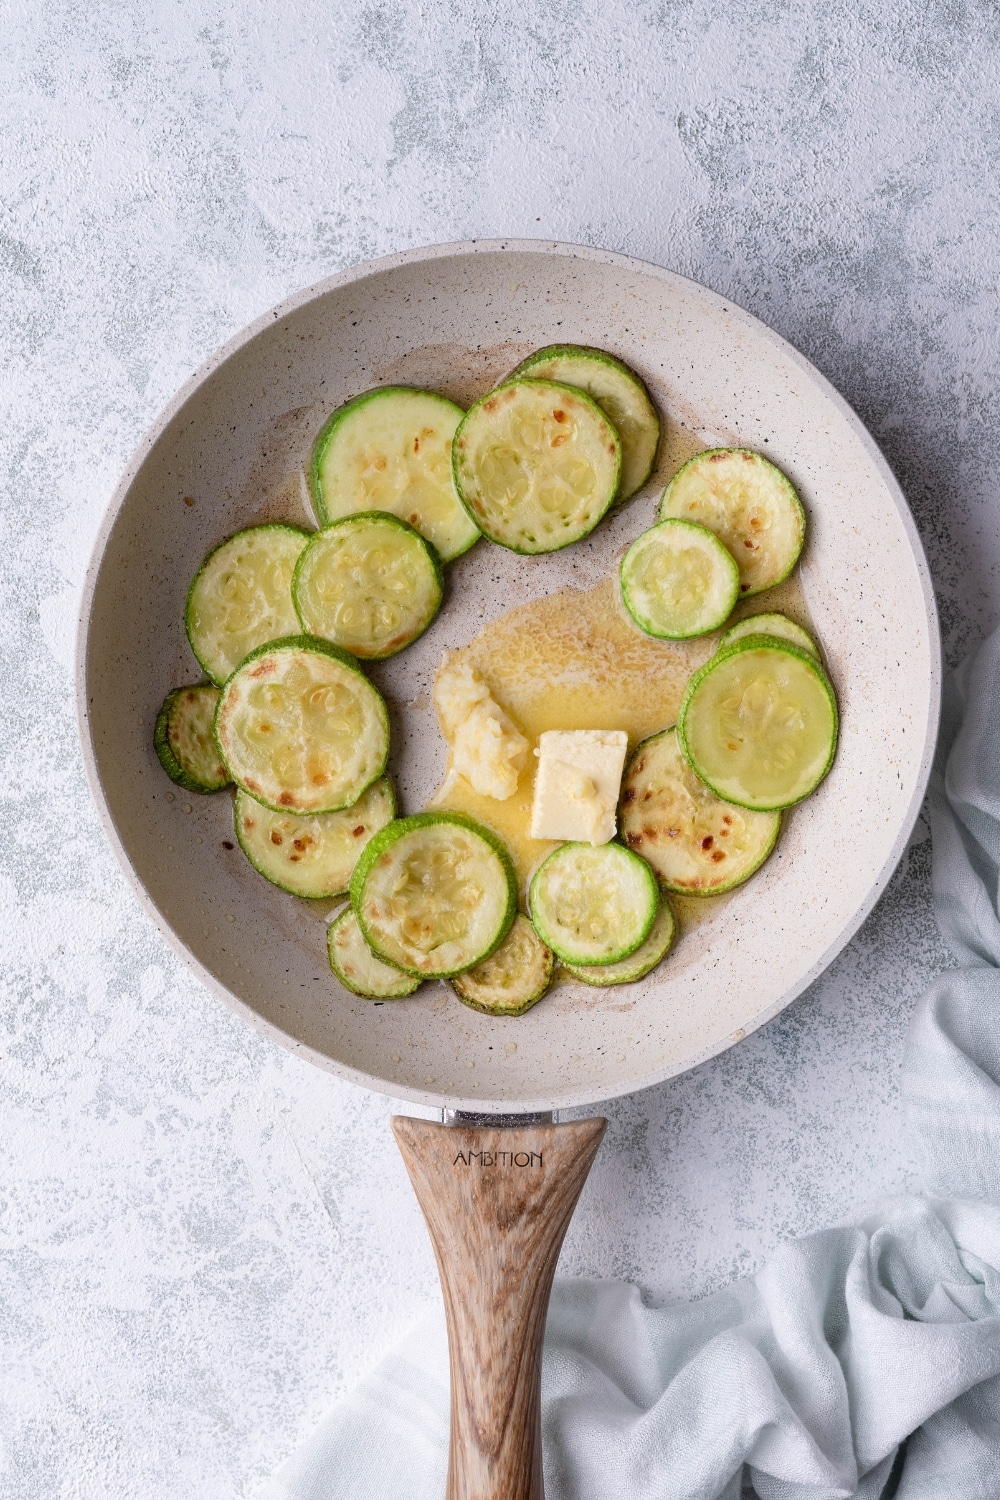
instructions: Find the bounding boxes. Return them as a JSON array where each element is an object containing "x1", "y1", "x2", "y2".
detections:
[{"x1": 76, "y1": 241, "x2": 940, "y2": 1499}]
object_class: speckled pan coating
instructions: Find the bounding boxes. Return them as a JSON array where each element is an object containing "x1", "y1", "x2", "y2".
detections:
[{"x1": 76, "y1": 240, "x2": 940, "y2": 1114}]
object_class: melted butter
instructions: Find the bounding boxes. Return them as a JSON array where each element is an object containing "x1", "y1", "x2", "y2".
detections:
[
  {"x1": 449, "y1": 577, "x2": 711, "y2": 744},
  {"x1": 426, "y1": 438, "x2": 815, "y2": 919},
  {"x1": 430, "y1": 574, "x2": 820, "y2": 899},
  {"x1": 432, "y1": 772, "x2": 551, "y2": 893}
]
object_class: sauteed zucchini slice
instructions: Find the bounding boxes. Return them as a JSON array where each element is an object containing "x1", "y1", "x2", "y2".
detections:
[
  {"x1": 328, "y1": 907, "x2": 421, "y2": 999},
  {"x1": 529, "y1": 841, "x2": 658, "y2": 965},
  {"x1": 186, "y1": 524, "x2": 311, "y2": 686},
  {"x1": 718, "y1": 612, "x2": 819, "y2": 658},
  {"x1": 678, "y1": 635, "x2": 838, "y2": 811},
  {"x1": 660, "y1": 449, "x2": 805, "y2": 597},
  {"x1": 215, "y1": 636, "x2": 389, "y2": 815},
  {"x1": 293, "y1": 512, "x2": 443, "y2": 660},
  {"x1": 154, "y1": 684, "x2": 230, "y2": 793},
  {"x1": 309, "y1": 387, "x2": 479, "y2": 562},
  {"x1": 620, "y1": 727, "x2": 779, "y2": 894},
  {"x1": 234, "y1": 777, "x2": 395, "y2": 898},
  {"x1": 620, "y1": 518, "x2": 739, "y2": 639},
  {"x1": 508, "y1": 345, "x2": 660, "y2": 500},
  {"x1": 563, "y1": 899, "x2": 676, "y2": 986},
  {"x1": 351, "y1": 812, "x2": 518, "y2": 978},
  {"x1": 452, "y1": 379, "x2": 621, "y2": 554},
  {"x1": 450, "y1": 914, "x2": 555, "y2": 1016}
]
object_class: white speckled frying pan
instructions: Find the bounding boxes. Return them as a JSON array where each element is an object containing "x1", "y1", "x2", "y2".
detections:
[{"x1": 76, "y1": 242, "x2": 940, "y2": 1499}]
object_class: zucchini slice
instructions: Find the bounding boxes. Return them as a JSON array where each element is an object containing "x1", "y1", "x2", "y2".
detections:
[
  {"x1": 186, "y1": 524, "x2": 311, "y2": 686},
  {"x1": 328, "y1": 907, "x2": 421, "y2": 999},
  {"x1": 309, "y1": 387, "x2": 479, "y2": 563},
  {"x1": 452, "y1": 379, "x2": 621, "y2": 554},
  {"x1": 292, "y1": 512, "x2": 443, "y2": 660},
  {"x1": 508, "y1": 345, "x2": 659, "y2": 500},
  {"x1": 718, "y1": 612, "x2": 819, "y2": 658},
  {"x1": 350, "y1": 812, "x2": 518, "y2": 978},
  {"x1": 620, "y1": 727, "x2": 779, "y2": 893},
  {"x1": 620, "y1": 518, "x2": 739, "y2": 639},
  {"x1": 659, "y1": 449, "x2": 805, "y2": 597},
  {"x1": 450, "y1": 914, "x2": 555, "y2": 1016},
  {"x1": 154, "y1": 684, "x2": 230, "y2": 793},
  {"x1": 234, "y1": 777, "x2": 395, "y2": 898},
  {"x1": 528, "y1": 841, "x2": 658, "y2": 966},
  {"x1": 563, "y1": 899, "x2": 676, "y2": 986},
  {"x1": 215, "y1": 635, "x2": 389, "y2": 815},
  {"x1": 678, "y1": 635, "x2": 838, "y2": 811}
]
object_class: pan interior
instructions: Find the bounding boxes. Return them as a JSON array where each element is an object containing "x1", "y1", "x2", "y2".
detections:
[{"x1": 79, "y1": 244, "x2": 938, "y2": 1113}]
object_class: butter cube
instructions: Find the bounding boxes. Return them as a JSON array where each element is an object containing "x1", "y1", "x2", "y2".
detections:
[
  {"x1": 433, "y1": 654, "x2": 529, "y2": 801},
  {"x1": 452, "y1": 700, "x2": 528, "y2": 800},
  {"x1": 529, "y1": 730, "x2": 629, "y2": 845}
]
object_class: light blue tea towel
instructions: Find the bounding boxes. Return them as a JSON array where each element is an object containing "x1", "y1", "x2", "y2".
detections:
[{"x1": 263, "y1": 627, "x2": 1000, "y2": 1500}]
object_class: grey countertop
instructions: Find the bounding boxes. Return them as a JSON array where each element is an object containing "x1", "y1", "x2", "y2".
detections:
[{"x1": 2, "y1": 3, "x2": 996, "y2": 1495}]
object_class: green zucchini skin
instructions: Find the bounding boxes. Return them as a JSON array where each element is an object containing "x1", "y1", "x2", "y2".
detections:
[
  {"x1": 214, "y1": 634, "x2": 390, "y2": 816},
  {"x1": 620, "y1": 518, "x2": 740, "y2": 640},
  {"x1": 350, "y1": 811, "x2": 518, "y2": 979},
  {"x1": 452, "y1": 379, "x2": 622, "y2": 555},
  {"x1": 308, "y1": 386, "x2": 479, "y2": 562},
  {"x1": 327, "y1": 907, "x2": 421, "y2": 999},
  {"x1": 185, "y1": 523, "x2": 312, "y2": 687},
  {"x1": 677, "y1": 634, "x2": 838, "y2": 812},
  {"x1": 292, "y1": 511, "x2": 443, "y2": 660},
  {"x1": 528, "y1": 841, "x2": 659, "y2": 966},
  {"x1": 508, "y1": 344, "x2": 660, "y2": 500},
  {"x1": 450, "y1": 914, "x2": 555, "y2": 1016},
  {"x1": 563, "y1": 898, "x2": 676, "y2": 986},
  {"x1": 154, "y1": 684, "x2": 231, "y2": 794},
  {"x1": 234, "y1": 777, "x2": 396, "y2": 899}
]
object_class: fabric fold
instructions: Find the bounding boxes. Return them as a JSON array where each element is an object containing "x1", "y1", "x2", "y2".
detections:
[{"x1": 263, "y1": 626, "x2": 1000, "y2": 1500}]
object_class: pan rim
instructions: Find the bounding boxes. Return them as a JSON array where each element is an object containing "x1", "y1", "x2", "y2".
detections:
[{"x1": 75, "y1": 237, "x2": 942, "y2": 1114}]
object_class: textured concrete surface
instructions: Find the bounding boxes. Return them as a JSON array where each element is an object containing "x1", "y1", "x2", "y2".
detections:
[{"x1": 1, "y1": 2, "x2": 995, "y2": 1495}]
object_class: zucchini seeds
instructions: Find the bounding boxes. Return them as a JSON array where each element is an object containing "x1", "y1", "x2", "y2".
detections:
[
  {"x1": 215, "y1": 636, "x2": 389, "y2": 815},
  {"x1": 529, "y1": 841, "x2": 659, "y2": 966},
  {"x1": 620, "y1": 727, "x2": 779, "y2": 894},
  {"x1": 293, "y1": 511, "x2": 442, "y2": 659},
  {"x1": 453, "y1": 379, "x2": 621, "y2": 554},
  {"x1": 328, "y1": 907, "x2": 422, "y2": 999},
  {"x1": 351, "y1": 812, "x2": 518, "y2": 978},
  {"x1": 563, "y1": 899, "x2": 676, "y2": 986},
  {"x1": 186, "y1": 524, "x2": 310, "y2": 686},
  {"x1": 508, "y1": 344, "x2": 659, "y2": 500},
  {"x1": 678, "y1": 636, "x2": 838, "y2": 811},
  {"x1": 620, "y1": 518, "x2": 739, "y2": 639},
  {"x1": 310, "y1": 386, "x2": 479, "y2": 562},
  {"x1": 660, "y1": 449, "x2": 805, "y2": 596}
]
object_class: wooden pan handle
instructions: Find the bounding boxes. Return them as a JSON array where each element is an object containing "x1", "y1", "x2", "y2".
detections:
[{"x1": 392, "y1": 1115, "x2": 606, "y2": 1500}]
